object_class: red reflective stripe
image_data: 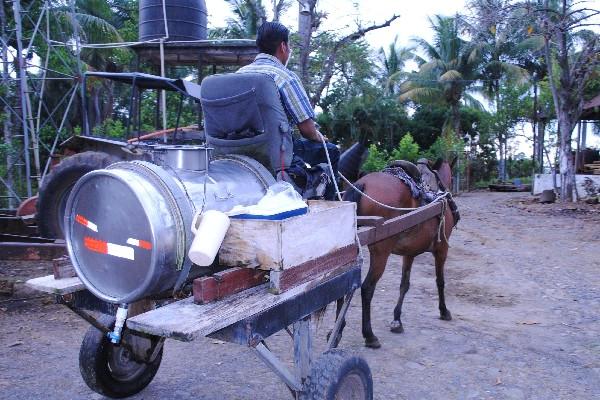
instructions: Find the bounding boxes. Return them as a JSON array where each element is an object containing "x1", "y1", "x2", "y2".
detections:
[
  {"x1": 84, "y1": 236, "x2": 108, "y2": 254},
  {"x1": 138, "y1": 240, "x2": 152, "y2": 250},
  {"x1": 75, "y1": 214, "x2": 88, "y2": 227}
]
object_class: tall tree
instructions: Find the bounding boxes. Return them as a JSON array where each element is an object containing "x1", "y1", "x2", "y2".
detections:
[
  {"x1": 295, "y1": 1, "x2": 399, "y2": 105},
  {"x1": 529, "y1": 0, "x2": 600, "y2": 201},
  {"x1": 400, "y1": 15, "x2": 482, "y2": 138},
  {"x1": 215, "y1": 0, "x2": 266, "y2": 39},
  {"x1": 464, "y1": 0, "x2": 530, "y2": 180},
  {"x1": 379, "y1": 37, "x2": 413, "y2": 95}
]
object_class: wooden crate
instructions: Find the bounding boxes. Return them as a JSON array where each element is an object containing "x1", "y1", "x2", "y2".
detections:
[{"x1": 219, "y1": 201, "x2": 357, "y2": 271}]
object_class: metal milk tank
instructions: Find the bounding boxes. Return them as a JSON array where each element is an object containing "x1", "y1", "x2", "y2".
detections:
[{"x1": 64, "y1": 147, "x2": 275, "y2": 304}]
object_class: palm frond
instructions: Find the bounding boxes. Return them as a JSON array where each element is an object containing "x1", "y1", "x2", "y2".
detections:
[
  {"x1": 399, "y1": 87, "x2": 443, "y2": 103},
  {"x1": 75, "y1": 13, "x2": 122, "y2": 43},
  {"x1": 411, "y1": 37, "x2": 441, "y2": 61},
  {"x1": 462, "y1": 93, "x2": 485, "y2": 110},
  {"x1": 439, "y1": 70, "x2": 463, "y2": 82}
]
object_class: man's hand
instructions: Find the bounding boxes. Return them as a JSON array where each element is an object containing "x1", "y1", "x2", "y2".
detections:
[
  {"x1": 316, "y1": 131, "x2": 329, "y2": 142},
  {"x1": 298, "y1": 119, "x2": 328, "y2": 143}
]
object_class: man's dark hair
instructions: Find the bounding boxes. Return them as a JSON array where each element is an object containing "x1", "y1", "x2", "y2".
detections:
[{"x1": 256, "y1": 22, "x2": 289, "y2": 55}]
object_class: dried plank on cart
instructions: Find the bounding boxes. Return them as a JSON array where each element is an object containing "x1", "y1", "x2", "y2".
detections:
[
  {"x1": 357, "y1": 200, "x2": 443, "y2": 246},
  {"x1": 127, "y1": 265, "x2": 361, "y2": 342},
  {"x1": 193, "y1": 267, "x2": 268, "y2": 304},
  {"x1": 269, "y1": 244, "x2": 359, "y2": 294},
  {"x1": 356, "y1": 216, "x2": 384, "y2": 227}
]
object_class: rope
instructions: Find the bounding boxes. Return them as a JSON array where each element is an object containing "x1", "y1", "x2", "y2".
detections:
[
  {"x1": 338, "y1": 173, "x2": 419, "y2": 211},
  {"x1": 319, "y1": 135, "x2": 343, "y2": 202}
]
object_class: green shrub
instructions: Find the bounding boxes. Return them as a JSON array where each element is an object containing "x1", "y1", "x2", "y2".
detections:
[
  {"x1": 390, "y1": 133, "x2": 420, "y2": 163},
  {"x1": 92, "y1": 119, "x2": 126, "y2": 138},
  {"x1": 362, "y1": 144, "x2": 389, "y2": 172}
]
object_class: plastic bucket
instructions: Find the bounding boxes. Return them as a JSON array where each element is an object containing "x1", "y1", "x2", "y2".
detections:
[{"x1": 188, "y1": 210, "x2": 230, "y2": 266}]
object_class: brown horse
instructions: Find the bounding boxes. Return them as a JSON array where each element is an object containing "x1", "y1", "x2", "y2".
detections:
[{"x1": 339, "y1": 158, "x2": 457, "y2": 349}]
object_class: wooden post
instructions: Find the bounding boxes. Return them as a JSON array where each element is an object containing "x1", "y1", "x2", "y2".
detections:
[{"x1": 293, "y1": 316, "x2": 312, "y2": 382}]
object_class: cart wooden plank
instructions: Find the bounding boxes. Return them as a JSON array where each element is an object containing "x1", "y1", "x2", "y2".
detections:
[
  {"x1": 26, "y1": 275, "x2": 84, "y2": 295},
  {"x1": 127, "y1": 268, "x2": 353, "y2": 342},
  {"x1": 357, "y1": 200, "x2": 443, "y2": 246}
]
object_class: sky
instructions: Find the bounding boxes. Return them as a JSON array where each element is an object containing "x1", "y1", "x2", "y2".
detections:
[{"x1": 205, "y1": 0, "x2": 467, "y2": 50}]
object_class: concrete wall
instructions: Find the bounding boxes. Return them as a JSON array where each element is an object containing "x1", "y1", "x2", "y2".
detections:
[{"x1": 533, "y1": 173, "x2": 600, "y2": 196}]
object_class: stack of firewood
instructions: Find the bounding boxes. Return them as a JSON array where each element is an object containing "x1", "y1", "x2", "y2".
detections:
[{"x1": 583, "y1": 161, "x2": 600, "y2": 175}]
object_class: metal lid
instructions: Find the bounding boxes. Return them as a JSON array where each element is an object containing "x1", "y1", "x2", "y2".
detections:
[{"x1": 65, "y1": 167, "x2": 179, "y2": 303}]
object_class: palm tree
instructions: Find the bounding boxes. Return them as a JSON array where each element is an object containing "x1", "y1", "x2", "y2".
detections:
[
  {"x1": 399, "y1": 15, "x2": 482, "y2": 138},
  {"x1": 378, "y1": 36, "x2": 413, "y2": 95},
  {"x1": 464, "y1": 0, "x2": 531, "y2": 180},
  {"x1": 211, "y1": 0, "x2": 266, "y2": 39},
  {"x1": 53, "y1": 0, "x2": 130, "y2": 128}
]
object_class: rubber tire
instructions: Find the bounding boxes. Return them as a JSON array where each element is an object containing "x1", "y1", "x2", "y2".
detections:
[
  {"x1": 300, "y1": 349, "x2": 373, "y2": 400},
  {"x1": 37, "y1": 151, "x2": 118, "y2": 238},
  {"x1": 79, "y1": 315, "x2": 163, "y2": 399}
]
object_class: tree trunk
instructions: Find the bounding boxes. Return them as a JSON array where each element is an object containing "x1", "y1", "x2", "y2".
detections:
[
  {"x1": 272, "y1": 0, "x2": 287, "y2": 22},
  {"x1": 537, "y1": 120, "x2": 545, "y2": 173},
  {"x1": 297, "y1": 0, "x2": 316, "y2": 90},
  {"x1": 498, "y1": 133, "x2": 506, "y2": 181},
  {"x1": 558, "y1": 117, "x2": 575, "y2": 202},
  {"x1": 531, "y1": 80, "x2": 538, "y2": 173},
  {"x1": 451, "y1": 101, "x2": 461, "y2": 138}
]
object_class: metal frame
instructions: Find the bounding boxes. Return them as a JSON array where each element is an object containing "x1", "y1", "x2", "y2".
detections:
[
  {"x1": 57, "y1": 264, "x2": 361, "y2": 396},
  {"x1": 1, "y1": 1, "x2": 82, "y2": 208}
]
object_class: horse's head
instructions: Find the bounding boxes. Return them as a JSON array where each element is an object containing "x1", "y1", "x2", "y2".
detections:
[{"x1": 419, "y1": 157, "x2": 456, "y2": 193}]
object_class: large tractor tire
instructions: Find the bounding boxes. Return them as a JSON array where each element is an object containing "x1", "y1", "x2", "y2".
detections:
[{"x1": 37, "y1": 151, "x2": 118, "y2": 238}]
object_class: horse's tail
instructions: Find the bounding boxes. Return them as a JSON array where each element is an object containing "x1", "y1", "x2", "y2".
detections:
[{"x1": 342, "y1": 182, "x2": 365, "y2": 205}]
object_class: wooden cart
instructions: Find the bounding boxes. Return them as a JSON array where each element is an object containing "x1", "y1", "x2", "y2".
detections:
[
  {"x1": 27, "y1": 258, "x2": 371, "y2": 399},
  {"x1": 26, "y1": 198, "x2": 448, "y2": 399}
]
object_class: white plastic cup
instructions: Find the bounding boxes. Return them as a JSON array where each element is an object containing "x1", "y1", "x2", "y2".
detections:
[{"x1": 188, "y1": 210, "x2": 230, "y2": 266}]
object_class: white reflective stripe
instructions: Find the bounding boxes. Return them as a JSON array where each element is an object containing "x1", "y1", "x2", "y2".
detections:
[
  {"x1": 126, "y1": 238, "x2": 140, "y2": 247},
  {"x1": 87, "y1": 221, "x2": 98, "y2": 232},
  {"x1": 106, "y1": 243, "x2": 135, "y2": 260}
]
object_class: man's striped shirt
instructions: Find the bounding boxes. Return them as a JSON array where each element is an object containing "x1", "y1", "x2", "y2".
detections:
[{"x1": 237, "y1": 53, "x2": 315, "y2": 125}]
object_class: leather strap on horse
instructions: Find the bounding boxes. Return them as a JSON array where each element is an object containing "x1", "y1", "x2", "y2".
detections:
[{"x1": 437, "y1": 197, "x2": 449, "y2": 244}]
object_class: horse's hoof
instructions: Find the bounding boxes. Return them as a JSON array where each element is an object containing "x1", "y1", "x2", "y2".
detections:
[
  {"x1": 390, "y1": 320, "x2": 404, "y2": 334},
  {"x1": 365, "y1": 337, "x2": 381, "y2": 349},
  {"x1": 440, "y1": 310, "x2": 452, "y2": 321}
]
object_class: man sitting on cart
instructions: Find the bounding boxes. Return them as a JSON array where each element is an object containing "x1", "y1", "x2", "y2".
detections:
[{"x1": 237, "y1": 21, "x2": 340, "y2": 200}]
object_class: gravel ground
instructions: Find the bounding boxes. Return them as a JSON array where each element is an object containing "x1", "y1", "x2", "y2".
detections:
[{"x1": 0, "y1": 191, "x2": 599, "y2": 399}]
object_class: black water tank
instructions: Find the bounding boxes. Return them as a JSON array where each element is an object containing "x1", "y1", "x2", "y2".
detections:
[{"x1": 139, "y1": 0, "x2": 207, "y2": 42}]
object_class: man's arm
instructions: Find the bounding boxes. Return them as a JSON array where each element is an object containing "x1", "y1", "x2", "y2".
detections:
[{"x1": 297, "y1": 119, "x2": 327, "y2": 142}]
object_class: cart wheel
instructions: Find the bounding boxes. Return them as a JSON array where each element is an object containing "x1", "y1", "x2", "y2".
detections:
[
  {"x1": 300, "y1": 349, "x2": 373, "y2": 400},
  {"x1": 79, "y1": 314, "x2": 163, "y2": 398}
]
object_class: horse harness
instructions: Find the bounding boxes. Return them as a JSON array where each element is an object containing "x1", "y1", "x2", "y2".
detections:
[{"x1": 381, "y1": 163, "x2": 461, "y2": 243}]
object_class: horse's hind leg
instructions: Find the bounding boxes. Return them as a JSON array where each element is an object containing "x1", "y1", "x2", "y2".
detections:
[
  {"x1": 391, "y1": 255, "x2": 414, "y2": 334},
  {"x1": 434, "y1": 246, "x2": 452, "y2": 321}
]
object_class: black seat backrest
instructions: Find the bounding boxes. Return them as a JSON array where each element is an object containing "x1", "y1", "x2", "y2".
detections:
[{"x1": 200, "y1": 73, "x2": 293, "y2": 174}]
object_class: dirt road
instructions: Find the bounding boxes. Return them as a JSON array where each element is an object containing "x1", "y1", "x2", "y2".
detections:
[{"x1": 1, "y1": 192, "x2": 599, "y2": 399}]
